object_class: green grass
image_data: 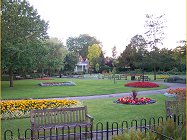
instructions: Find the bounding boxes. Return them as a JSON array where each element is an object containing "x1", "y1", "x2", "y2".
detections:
[
  {"x1": 1, "y1": 94, "x2": 168, "y2": 139},
  {"x1": 2, "y1": 78, "x2": 167, "y2": 99}
]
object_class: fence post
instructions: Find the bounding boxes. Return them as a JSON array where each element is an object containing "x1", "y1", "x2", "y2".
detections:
[
  {"x1": 4, "y1": 130, "x2": 13, "y2": 140},
  {"x1": 106, "y1": 122, "x2": 109, "y2": 140},
  {"x1": 18, "y1": 128, "x2": 21, "y2": 139}
]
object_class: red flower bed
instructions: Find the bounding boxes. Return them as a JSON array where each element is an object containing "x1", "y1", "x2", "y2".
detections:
[
  {"x1": 116, "y1": 96, "x2": 155, "y2": 105},
  {"x1": 124, "y1": 82, "x2": 159, "y2": 88},
  {"x1": 114, "y1": 90, "x2": 156, "y2": 105},
  {"x1": 35, "y1": 77, "x2": 54, "y2": 80}
]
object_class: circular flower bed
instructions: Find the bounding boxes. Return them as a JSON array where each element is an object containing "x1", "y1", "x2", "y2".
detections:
[
  {"x1": 114, "y1": 90, "x2": 156, "y2": 105},
  {"x1": 115, "y1": 96, "x2": 156, "y2": 105},
  {"x1": 124, "y1": 82, "x2": 159, "y2": 88},
  {"x1": 35, "y1": 77, "x2": 54, "y2": 80},
  {"x1": 39, "y1": 81, "x2": 76, "y2": 86}
]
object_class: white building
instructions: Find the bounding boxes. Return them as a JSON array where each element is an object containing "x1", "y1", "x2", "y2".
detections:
[{"x1": 74, "y1": 56, "x2": 89, "y2": 73}]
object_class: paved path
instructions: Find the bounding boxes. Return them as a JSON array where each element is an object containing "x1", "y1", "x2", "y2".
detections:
[{"x1": 52, "y1": 82, "x2": 186, "y2": 101}]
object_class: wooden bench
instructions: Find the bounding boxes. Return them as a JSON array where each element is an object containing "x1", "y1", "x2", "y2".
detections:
[
  {"x1": 30, "y1": 106, "x2": 93, "y2": 137},
  {"x1": 119, "y1": 74, "x2": 127, "y2": 80},
  {"x1": 165, "y1": 100, "x2": 186, "y2": 118},
  {"x1": 137, "y1": 76, "x2": 150, "y2": 81},
  {"x1": 15, "y1": 75, "x2": 23, "y2": 80}
]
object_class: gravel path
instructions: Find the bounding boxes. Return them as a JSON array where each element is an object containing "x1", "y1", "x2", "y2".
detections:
[{"x1": 52, "y1": 82, "x2": 186, "y2": 101}]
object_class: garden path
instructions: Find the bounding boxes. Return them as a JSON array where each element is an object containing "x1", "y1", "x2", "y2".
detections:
[{"x1": 51, "y1": 82, "x2": 186, "y2": 101}]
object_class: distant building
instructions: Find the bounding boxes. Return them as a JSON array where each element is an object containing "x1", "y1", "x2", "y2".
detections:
[{"x1": 74, "y1": 56, "x2": 89, "y2": 73}]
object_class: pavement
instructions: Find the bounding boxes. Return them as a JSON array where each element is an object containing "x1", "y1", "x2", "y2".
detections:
[{"x1": 52, "y1": 81, "x2": 186, "y2": 101}]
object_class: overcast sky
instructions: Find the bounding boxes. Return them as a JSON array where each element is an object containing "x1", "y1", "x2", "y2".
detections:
[{"x1": 29, "y1": 0, "x2": 186, "y2": 57}]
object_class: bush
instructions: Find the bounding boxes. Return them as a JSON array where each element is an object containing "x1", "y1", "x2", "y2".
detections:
[
  {"x1": 1, "y1": 75, "x2": 10, "y2": 81},
  {"x1": 165, "y1": 76, "x2": 186, "y2": 84},
  {"x1": 112, "y1": 118, "x2": 186, "y2": 140}
]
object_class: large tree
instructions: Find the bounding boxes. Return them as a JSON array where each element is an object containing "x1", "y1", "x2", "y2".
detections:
[
  {"x1": 117, "y1": 35, "x2": 147, "y2": 72},
  {"x1": 43, "y1": 38, "x2": 67, "y2": 76},
  {"x1": 2, "y1": 0, "x2": 48, "y2": 87},
  {"x1": 66, "y1": 34, "x2": 100, "y2": 60}
]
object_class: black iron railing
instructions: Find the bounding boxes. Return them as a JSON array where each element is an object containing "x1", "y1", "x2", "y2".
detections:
[{"x1": 3, "y1": 114, "x2": 185, "y2": 140}]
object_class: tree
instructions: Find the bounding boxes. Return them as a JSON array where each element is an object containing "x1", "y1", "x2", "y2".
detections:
[
  {"x1": 112, "y1": 45, "x2": 117, "y2": 59},
  {"x1": 117, "y1": 44, "x2": 136, "y2": 70},
  {"x1": 44, "y1": 38, "x2": 67, "y2": 76},
  {"x1": 144, "y1": 14, "x2": 167, "y2": 49},
  {"x1": 63, "y1": 52, "x2": 78, "y2": 74},
  {"x1": 144, "y1": 14, "x2": 167, "y2": 80},
  {"x1": 117, "y1": 34, "x2": 147, "y2": 72},
  {"x1": 66, "y1": 34, "x2": 100, "y2": 60},
  {"x1": 173, "y1": 40, "x2": 186, "y2": 72},
  {"x1": 158, "y1": 48, "x2": 175, "y2": 71},
  {"x1": 2, "y1": 0, "x2": 48, "y2": 87},
  {"x1": 87, "y1": 44, "x2": 102, "y2": 72}
]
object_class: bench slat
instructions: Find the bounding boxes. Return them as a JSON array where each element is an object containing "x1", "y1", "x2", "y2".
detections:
[{"x1": 30, "y1": 106, "x2": 93, "y2": 134}]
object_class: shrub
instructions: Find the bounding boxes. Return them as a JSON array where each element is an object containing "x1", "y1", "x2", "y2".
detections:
[
  {"x1": 112, "y1": 118, "x2": 186, "y2": 140},
  {"x1": 165, "y1": 76, "x2": 186, "y2": 84}
]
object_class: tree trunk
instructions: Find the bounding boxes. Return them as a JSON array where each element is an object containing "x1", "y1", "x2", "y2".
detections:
[
  {"x1": 142, "y1": 68, "x2": 144, "y2": 82},
  {"x1": 41, "y1": 68, "x2": 44, "y2": 78},
  {"x1": 9, "y1": 66, "x2": 14, "y2": 87},
  {"x1": 154, "y1": 66, "x2": 156, "y2": 80}
]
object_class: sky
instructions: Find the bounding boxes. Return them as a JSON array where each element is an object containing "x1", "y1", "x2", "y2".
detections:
[{"x1": 28, "y1": 0, "x2": 186, "y2": 57}]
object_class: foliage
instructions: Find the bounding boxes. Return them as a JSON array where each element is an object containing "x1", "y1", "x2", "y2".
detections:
[
  {"x1": 144, "y1": 14, "x2": 166, "y2": 49},
  {"x1": 87, "y1": 44, "x2": 102, "y2": 70},
  {"x1": 1, "y1": 99, "x2": 81, "y2": 119},
  {"x1": 117, "y1": 44, "x2": 137, "y2": 70},
  {"x1": 66, "y1": 34, "x2": 100, "y2": 59},
  {"x1": 112, "y1": 118, "x2": 186, "y2": 140},
  {"x1": 165, "y1": 76, "x2": 186, "y2": 84},
  {"x1": 172, "y1": 41, "x2": 186, "y2": 72},
  {"x1": 112, "y1": 46, "x2": 117, "y2": 59},
  {"x1": 124, "y1": 82, "x2": 159, "y2": 88},
  {"x1": 95, "y1": 63, "x2": 100, "y2": 72},
  {"x1": 43, "y1": 38, "x2": 67, "y2": 74},
  {"x1": 2, "y1": 0, "x2": 48, "y2": 87},
  {"x1": 63, "y1": 52, "x2": 78, "y2": 73},
  {"x1": 112, "y1": 129, "x2": 157, "y2": 140}
]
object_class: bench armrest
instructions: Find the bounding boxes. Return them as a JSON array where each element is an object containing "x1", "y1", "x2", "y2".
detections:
[{"x1": 86, "y1": 114, "x2": 94, "y2": 122}]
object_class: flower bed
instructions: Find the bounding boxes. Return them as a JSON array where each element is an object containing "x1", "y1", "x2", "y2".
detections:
[
  {"x1": 0, "y1": 99, "x2": 82, "y2": 119},
  {"x1": 164, "y1": 88, "x2": 186, "y2": 99},
  {"x1": 114, "y1": 91, "x2": 156, "y2": 105},
  {"x1": 35, "y1": 77, "x2": 54, "y2": 80},
  {"x1": 115, "y1": 96, "x2": 156, "y2": 105},
  {"x1": 124, "y1": 82, "x2": 159, "y2": 88},
  {"x1": 157, "y1": 75, "x2": 169, "y2": 79},
  {"x1": 39, "y1": 81, "x2": 76, "y2": 86}
]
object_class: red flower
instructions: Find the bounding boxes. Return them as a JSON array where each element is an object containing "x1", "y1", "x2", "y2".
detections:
[
  {"x1": 116, "y1": 96, "x2": 154, "y2": 105},
  {"x1": 124, "y1": 82, "x2": 159, "y2": 88}
]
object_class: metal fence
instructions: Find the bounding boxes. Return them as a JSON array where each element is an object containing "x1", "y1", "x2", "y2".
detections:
[{"x1": 3, "y1": 114, "x2": 185, "y2": 140}]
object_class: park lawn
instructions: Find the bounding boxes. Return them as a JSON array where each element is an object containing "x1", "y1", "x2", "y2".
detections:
[
  {"x1": 1, "y1": 94, "x2": 168, "y2": 139},
  {"x1": 2, "y1": 78, "x2": 167, "y2": 99}
]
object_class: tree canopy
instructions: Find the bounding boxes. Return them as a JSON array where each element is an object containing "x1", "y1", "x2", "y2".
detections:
[{"x1": 2, "y1": 0, "x2": 48, "y2": 87}]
